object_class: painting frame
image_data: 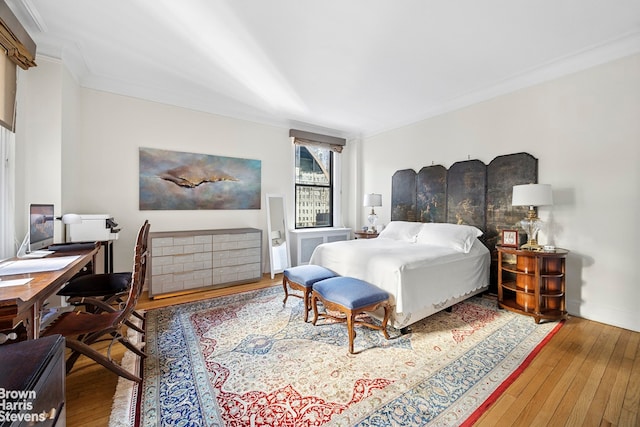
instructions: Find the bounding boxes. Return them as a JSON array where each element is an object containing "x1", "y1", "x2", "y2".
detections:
[
  {"x1": 139, "y1": 147, "x2": 261, "y2": 210},
  {"x1": 501, "y1": 229, "x2": 519, "y2": 248}
]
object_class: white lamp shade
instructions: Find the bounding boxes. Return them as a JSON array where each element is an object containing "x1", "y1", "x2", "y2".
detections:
[
  {"x1": 363, "y1": 193, "x2": 382, "y2": 207},
  {"x1": 512, "y1": 184, "x2": 553, "y2": 207}
]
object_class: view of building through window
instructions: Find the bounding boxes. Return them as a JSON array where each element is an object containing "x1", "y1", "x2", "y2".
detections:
[{"x1": 295, "y1": 145, "x2": 332, "y2": 228}]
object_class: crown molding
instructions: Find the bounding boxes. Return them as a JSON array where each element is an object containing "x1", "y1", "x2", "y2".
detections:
[{"x1": 6, "y1": 0, "x2": 46, "y2": 33}]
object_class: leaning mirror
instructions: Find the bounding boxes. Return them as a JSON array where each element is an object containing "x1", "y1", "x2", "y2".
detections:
[{"x1": 266, "y1": 193, "x2": 291, "y2": 279}]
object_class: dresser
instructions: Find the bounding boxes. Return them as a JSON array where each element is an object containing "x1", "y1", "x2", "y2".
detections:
[
  {"x1": 0, "y1": 334, "x2": 66, "y2": 426},
  {"x1": 148, "y1": 228, "x2": 262, "y2": 298}
]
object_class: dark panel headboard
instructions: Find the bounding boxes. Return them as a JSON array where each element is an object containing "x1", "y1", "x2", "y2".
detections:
[
  {"x1": 391, "y1": 152, "x2": 538, "y2": 288},
  {"x1": 447, "y1": 159, "x2": 487, "y2": 229},
  {"x1": 416, "y1": 165, "x2": 447, "y2": 223},
  {"x1": 391, "y1": 169, "x2": 418, "y2": 221}
]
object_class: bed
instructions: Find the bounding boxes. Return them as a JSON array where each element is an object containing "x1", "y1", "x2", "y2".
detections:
[
  {"x1": 309, "y1": 221, "x2": 490, "y2": 330},
  {"x1": 310, "y1": 152, "x2": 538, "y2": 330}
]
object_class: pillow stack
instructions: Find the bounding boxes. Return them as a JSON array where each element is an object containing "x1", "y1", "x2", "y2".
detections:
[{"x1": 378, "y1": 221, "x2": 483, "y2": 253}]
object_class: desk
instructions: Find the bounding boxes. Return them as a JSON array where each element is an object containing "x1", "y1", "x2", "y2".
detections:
[{"x1": 0, "y1": 246, "x2": 98, "y2": 340}]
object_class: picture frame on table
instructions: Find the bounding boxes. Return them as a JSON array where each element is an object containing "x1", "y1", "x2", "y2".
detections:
[{"x1": 501, "y1": 229, "x2": 519, "y2": 248}]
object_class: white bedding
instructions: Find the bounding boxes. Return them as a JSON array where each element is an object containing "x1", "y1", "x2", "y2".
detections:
[{"x1": 309, "y1": 237, "x2": 490, "y2": 329}]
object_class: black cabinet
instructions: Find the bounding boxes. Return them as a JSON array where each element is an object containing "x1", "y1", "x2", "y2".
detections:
[{"x1": 0, "y1": 335, "x2": 65, "y2": 426}]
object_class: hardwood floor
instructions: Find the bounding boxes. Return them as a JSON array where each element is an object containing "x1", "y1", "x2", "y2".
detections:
[{"x1": 65, "y1": 275, "x2": 639, "y2": 427}]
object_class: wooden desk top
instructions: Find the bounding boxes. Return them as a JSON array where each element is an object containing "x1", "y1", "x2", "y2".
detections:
[{"x1": 0, "y1": 246, "x2": 98, "y2": 336}]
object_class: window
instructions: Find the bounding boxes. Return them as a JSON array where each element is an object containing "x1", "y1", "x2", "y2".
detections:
[
  {"x1": 290, "y1": 129, "x2": 345, "y2": 229},
  {"x1": 295, "y1": 145, "x2": 332, "y2": 228}
]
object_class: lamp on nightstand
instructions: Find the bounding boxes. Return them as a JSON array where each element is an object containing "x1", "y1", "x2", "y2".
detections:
[
  {"x1": 512, "y1": 184, "x2": 553, "y2": 250},
  {"x1": 363, "y1": 193, "x2": 382, "y2": 232}
]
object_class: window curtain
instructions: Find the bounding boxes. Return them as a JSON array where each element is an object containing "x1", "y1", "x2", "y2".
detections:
[
  {"x1": 0, "y1": 125, "x2": 14, "y2": 260},
  {"x1": 289, "y1": 129, "x2": 346, "y2": 153},
  {"x1": 0, "y1": 1, "x2": 36, "y2": 131},
  {"x1": 0, "y1": 49, "x2": 16, "y2": 131},
  {"x1": 0, "y1": 2, "x2": 36, "y2": 70}
]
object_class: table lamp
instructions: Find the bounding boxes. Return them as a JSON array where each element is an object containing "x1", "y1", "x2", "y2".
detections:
[
  {"x1": 512, "y1": 184, "x2": 553, "y2": 250},
  {"x1": 363, "y1": 193, "x2": 382, "y2": 232}
]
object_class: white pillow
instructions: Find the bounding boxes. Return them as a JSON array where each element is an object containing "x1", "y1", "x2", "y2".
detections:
[
  {"x1": 416, "y1": 223, "x2": 483, "y2": 253},
  {"x1": 377, "y1": 221, "x2": 424, "y2": 242}
]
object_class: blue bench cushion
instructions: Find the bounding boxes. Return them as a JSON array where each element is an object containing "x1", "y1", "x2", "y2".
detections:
[
  {"x1": 313, "y1": 277, "x2": 389, "y2": 309},
  {"x1": 284, "y1": 265, "x2": 337, "y2": 288}
]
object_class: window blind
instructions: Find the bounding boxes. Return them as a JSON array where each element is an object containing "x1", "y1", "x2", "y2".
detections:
[
  {"x1": 0, "y1": 2, "x2": 36, "y2": 131},
  {"x1": 0, "y1": 1, "x2": 36, "y2": 70},
  {"x1": 289, "y1": 129, "x2": 346, "y2": 153}
]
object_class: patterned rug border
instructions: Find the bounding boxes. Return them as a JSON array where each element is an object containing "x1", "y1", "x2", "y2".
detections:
[
  {"x1": 109, "y1": 286, "x2": 564, "y2": 427},
  {"x1": 109, "y1": 314, "x2": 145, "y2": 427},
  {"x1": 459, "y1": 319, "x2": 564, "y2": 426}
]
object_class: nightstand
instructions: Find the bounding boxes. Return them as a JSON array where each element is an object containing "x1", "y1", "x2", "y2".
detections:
[
  {"x1": 354, "y1": 231, "x2": 379, "y2": 239},
  {"x1": 496, "y1": 246, "x2": 569, "y2": 323}
]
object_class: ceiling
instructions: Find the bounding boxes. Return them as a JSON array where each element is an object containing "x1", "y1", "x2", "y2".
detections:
[{"x1": 7, "y1": 0, "x2": 640, "y2": 139}]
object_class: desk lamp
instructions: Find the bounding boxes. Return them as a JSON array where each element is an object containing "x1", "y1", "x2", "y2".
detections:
[
  {"x1": 59, "y1": 214, "x2": 82, "y2": 224},
  {"x1": 512, "y1": 184, "x2": 553, "y2": 250}
]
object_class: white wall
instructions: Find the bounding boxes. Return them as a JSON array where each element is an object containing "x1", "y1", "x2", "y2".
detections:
[
  {"x1": 77, "y1": 89, "x2": 299, "y2": 272},
  {"x1": 16, "y1": 54, "x2": 638, "y2": 331},
  {"x1": 356, "y1": 54, "x2": 640, "y2": 332},
  {"x1": 60, "y1": 59, "x2": 82, "y2": 216},
  {"x1": 16, "y1": 58, "x2": 298, "y2": 275},
  {"x1": 14, "y1": 58, "x2": 64, "y2": 240}
]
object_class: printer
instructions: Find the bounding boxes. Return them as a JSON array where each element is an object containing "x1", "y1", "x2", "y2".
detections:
[{"x1": 66, "y1": 214, "x2": 120, "y2": 242}]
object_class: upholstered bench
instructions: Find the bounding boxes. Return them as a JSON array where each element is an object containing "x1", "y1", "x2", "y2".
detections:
[
  {"x1": 311, "y1": 277, "x2": 391, "y2": 354},
  {"x1": 282, "y1": 265, "x2": 337, "y2": 322}
]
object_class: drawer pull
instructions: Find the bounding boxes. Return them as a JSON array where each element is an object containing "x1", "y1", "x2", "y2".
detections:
[
  {"x1": 0, "y1": 332, "x2": 17, "y2": 344},
  {"x1": 46, "y1": 407, "x2": 56, "y2": 420}
]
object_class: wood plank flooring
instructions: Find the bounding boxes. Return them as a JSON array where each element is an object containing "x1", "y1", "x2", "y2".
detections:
[{"x1": 64, "y1": 275, "x2": 639, "y2": 426}]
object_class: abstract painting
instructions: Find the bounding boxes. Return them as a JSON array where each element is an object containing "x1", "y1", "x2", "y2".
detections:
[{"x1": 139, "y1": 147, "x2": 261, "y2": 210}]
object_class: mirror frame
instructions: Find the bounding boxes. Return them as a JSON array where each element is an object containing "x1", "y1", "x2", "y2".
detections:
[{"x1": 265, "y1": 193, "x2": 292, "y2": 279}]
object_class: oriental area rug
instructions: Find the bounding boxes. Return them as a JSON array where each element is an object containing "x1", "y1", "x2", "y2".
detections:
[{"x1": 109, "y1": 285, "x2": 562, "y2": 427}]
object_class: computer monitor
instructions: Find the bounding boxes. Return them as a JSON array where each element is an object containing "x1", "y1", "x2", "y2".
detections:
[{"x1": 29, "y1": 204, "x2": 55, "y2": 252}]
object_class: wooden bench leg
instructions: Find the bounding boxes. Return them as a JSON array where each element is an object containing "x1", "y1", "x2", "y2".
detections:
[
  {"x1": 283, "y1": 276, "x2": 312, "y2": 322},
  {"x1": 312, "y1": 289, "x2": 391, "y2": 354},
  {"x1": 302, "y1": 289, "x2": 311, "y2": 322},
  {"x1": 282, "y1": 276, "x2": 289, "y2": 306},
  {"x1": 311, "y1": 293, "x2": 320, "y2": 325},
  {"x1": 347, "y1": 311, "x2": 356, "y2": 354},
  {"x1": 380, "y1": 303, "x2": 391, "y2": 340}
]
